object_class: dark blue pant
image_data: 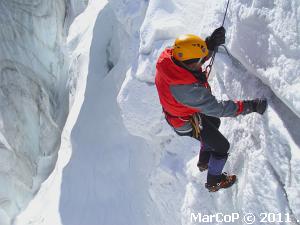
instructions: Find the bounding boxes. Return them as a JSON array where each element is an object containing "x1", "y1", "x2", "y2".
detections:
[{"x1": 175, "y1": 114, "x2": 230, "y2": 176}]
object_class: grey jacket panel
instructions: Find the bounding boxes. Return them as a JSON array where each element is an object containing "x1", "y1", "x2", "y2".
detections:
[
  {"x1": 174, "y1": 121, "x2": 193, "y2": 133},
  {"x1": 170, "y1": 83, "x2": 239, "y2": 118}
]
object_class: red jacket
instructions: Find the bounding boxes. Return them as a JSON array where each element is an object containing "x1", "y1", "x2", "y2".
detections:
[{"x1": 155, "y1": 48, "x2": 205, "y2": 127}]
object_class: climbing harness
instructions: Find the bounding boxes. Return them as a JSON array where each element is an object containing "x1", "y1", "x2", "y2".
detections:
[{"x1": 190, "y1": 113, "x2": 202, "y2": 139}]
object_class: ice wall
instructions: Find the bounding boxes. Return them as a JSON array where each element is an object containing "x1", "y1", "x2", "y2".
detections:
[
  {"x1": 228, "y1": 0, "x2": 300, "y2": 117},
  {"x1": 0, "y1": 1, "x2": 86, "y2": 224}
]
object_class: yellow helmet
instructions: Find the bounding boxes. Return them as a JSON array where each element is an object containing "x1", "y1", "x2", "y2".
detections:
[{"x1": 173, "y1": 34, "x2": 209, "y2": 62}]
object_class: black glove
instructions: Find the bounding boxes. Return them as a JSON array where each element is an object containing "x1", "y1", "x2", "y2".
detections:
[
  {"x1": 242, "y1": 99, "x2": 268, "y2": 115},
  {"x1": 205, "y1": 26, "x2": 226, "y2": 51}
]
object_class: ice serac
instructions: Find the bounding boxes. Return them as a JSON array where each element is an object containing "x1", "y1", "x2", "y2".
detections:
[
  {"x1": 55, "y1": 0, "x2": 168, "y2": 225},
  {"x1": 0, "y1": 1, "x2": 85, "y2": 224}
]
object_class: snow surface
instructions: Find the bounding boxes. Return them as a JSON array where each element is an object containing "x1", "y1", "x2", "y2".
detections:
[{"x1": 6, "y1": 0, "x2": 300, "y2": 225}]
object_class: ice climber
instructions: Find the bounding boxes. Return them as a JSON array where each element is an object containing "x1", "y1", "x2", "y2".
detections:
[{"x1": 155, "y1": 27, "x2": 267, "y2": 192}]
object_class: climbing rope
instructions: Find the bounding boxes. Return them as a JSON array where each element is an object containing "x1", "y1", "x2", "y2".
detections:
[{"x1": 206, "y1": 0, "x2": 230, "y2": 79}]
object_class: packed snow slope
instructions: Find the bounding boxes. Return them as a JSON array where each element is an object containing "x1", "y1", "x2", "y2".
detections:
[{"x1": 12, "y1": 0, "x2": 300, "y2": 225}]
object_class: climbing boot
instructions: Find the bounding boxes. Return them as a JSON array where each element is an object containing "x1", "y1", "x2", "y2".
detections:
[{"x1": 205, "y1": 172, "x2": 236, "y2": 192}]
